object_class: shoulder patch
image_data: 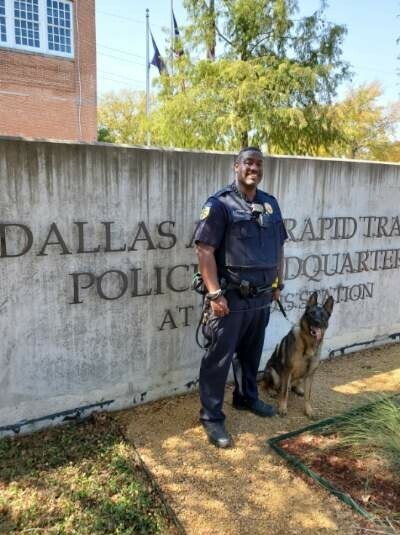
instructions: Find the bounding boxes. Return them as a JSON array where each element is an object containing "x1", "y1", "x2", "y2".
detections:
[{"x1": 200, "y1": 206, "x2": 211, "y2": 220}]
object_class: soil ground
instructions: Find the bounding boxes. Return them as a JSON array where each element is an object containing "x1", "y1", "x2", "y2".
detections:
[
  {"x1": 116, "y1": 343, "x2": 400, "y2": 535},
  {"x1": 280, "y1": 429, "x2": 400, "y2": 525}
]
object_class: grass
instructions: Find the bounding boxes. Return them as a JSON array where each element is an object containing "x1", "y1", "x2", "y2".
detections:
[
  {"x1": 0, "y1": 413, "x2": 179, "y2": 534},
  {"x1": 339, "y1": 395, "x2": 400, "y2": 470}
]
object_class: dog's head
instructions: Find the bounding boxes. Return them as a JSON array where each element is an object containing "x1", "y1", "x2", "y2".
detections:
[{"x1": 302, "y1": 292, "x2": 334, "y2": 342}]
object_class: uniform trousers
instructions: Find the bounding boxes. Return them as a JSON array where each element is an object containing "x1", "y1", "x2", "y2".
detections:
[{"x1": 199, "y1": 290, "x2": 272, "y2": 422}]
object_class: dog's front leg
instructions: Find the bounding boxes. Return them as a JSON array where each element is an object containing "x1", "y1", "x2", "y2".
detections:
[
  {"x1": 303, "y1": 374, "x2": 316, "y2": 419},
  {"x1": 278, "y1": 371, "x2": 291, "y2": 417}
]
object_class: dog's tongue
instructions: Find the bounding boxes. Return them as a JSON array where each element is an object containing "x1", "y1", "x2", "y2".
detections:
[{"x1": 311, "y1": 327, "x2": 322, "y2": 341}]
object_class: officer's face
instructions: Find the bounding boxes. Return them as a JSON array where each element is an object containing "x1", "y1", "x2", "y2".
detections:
[{"x1": 235, "y1": 151, "x2": 263, "y2": 190}]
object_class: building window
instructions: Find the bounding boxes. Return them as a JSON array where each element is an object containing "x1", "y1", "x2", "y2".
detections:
[
  {"x1": 47, "y1": 0, "x2": 72, "y2": 54},
  {"x1": 0, "y1": 0, "x2": 6, "y2": 42},
  {"x1": 0, "y1": 0, "x2": 73, "y2": 57},
  {"x1": 14, "y1": 0, "x2": 40, "y2": 48}
]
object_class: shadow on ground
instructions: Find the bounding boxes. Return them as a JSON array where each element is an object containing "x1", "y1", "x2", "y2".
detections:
[{"x1": 116, "y1": 344, "x2": 400, "y2": 535}]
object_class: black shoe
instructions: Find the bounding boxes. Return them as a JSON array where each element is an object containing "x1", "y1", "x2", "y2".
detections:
[
  {"x1": 201, "y1": 420, "x2": 232, "y2": 448},
  {"x1": 232, "y1": 398, "x2": 277, "y2": 417}
]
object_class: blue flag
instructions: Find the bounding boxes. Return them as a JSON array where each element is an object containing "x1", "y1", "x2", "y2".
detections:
[
  {"x1": 172, "y1": 11, "x2": 184, "y2": 57},
  {"x1": 150, "y1": 32, "x2": 166, "y2": 74}
]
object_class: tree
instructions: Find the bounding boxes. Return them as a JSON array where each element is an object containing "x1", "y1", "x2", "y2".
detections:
[
  {"x1": 323, "y1": 82, "x2": 400, "y2": 161},
  {"x1": 151, "y1": 0, "x2": 350, "y2": 152},
  {"x1": 97, "y1": 90, "x2": 149, "y2": 145},
  {"x1": 384, "y1": 141, "x2": 400, "y2": 161}
]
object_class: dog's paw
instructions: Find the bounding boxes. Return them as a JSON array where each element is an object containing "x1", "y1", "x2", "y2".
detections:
[
  {"x1": 304, "y1": 407, "x2": 317, "y2": 420},
  {"x1": 278, "y1": 406, "x2": 288, "y2": 417}
]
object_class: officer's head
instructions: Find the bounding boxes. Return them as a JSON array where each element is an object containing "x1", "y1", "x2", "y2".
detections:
[{"x1": 234, "y1": 147, "x2": 263, "y2": 189}]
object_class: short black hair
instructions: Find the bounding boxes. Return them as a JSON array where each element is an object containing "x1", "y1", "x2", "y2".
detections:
[{"x1": 236, "y1": 146, "x2": 263, "y2": 162}]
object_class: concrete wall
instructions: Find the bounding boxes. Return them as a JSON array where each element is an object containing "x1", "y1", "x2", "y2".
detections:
[{"x1": 1, "y1": 137, "x2": 399, "y2": 434}]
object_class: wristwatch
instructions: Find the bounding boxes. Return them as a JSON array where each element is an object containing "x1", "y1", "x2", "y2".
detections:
[{"x1": 206, "y1": 289, "x2": 223, "y2": 300}]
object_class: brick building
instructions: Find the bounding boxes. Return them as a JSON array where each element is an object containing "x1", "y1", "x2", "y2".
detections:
[{"x1": 0, "y1": 0, "x2": 96, "y2": 142}]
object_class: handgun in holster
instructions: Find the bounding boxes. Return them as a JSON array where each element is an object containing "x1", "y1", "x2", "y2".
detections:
[{"x1": 239, "y1": 280, "x2": 250, "y2": 298}]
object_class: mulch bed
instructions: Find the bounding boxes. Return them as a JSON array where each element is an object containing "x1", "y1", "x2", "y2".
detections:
[{"x1": 280, "y1": 429, "x2": 400, "y2": 531}]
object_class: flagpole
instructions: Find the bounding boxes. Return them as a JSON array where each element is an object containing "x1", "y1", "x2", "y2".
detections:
[
  {"x1": 170, "y1": 0, "x2": 174, "y2": 75},
  {"x1": 145, "y1": 8, "x2": 150, "y2": 146}
]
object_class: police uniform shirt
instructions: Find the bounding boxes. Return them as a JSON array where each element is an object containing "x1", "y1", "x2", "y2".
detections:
[{"x1": 195, "y1": 186, "x2": 288, "y2": 287}]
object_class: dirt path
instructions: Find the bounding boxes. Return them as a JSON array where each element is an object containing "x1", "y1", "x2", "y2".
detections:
[{"x1": 116, "y1": 344, "x2": 400, "y2": 535}]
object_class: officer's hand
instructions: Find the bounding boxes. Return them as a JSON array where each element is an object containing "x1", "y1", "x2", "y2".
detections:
[
  {"x1": 210, "y1": 295, "x2": 230, "y2": 317},
  {"x1": 273, "y1": 289, "x2": 281, "y2": 302}
]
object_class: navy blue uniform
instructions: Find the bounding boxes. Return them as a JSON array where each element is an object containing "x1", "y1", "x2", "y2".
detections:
[{"x1": 195, "y1": 184, "x2": 287, "y2": 421}]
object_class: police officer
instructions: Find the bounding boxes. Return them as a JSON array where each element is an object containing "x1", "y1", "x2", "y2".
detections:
[{"x1": 194, "y1": 146, "x2": 288, "y2": 448}]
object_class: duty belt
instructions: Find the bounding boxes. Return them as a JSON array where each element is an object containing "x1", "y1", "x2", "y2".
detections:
[
  {"x1": 191, "y1": 272, "x2": 274, "y2": 298},
  {"x1": 222, "y1": 279, "x2": 274, "y2": 298}
]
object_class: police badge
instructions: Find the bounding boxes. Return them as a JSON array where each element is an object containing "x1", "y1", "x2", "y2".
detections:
[{"x1": 264, "y1": 202, "x2": 273, "y2": 215}]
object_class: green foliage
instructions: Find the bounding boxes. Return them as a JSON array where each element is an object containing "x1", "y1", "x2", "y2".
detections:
[
  {"x1": 97, "y1": 3, "x2": 399, "y2": 160},
  {"x1": 0, "y1": 418, "x2": 175, "y2": 534},
  {"x1": 320, "y1": 82, "x2": 400, "y2": 161},
  {"x1": 98, "y1": 90, "x2": 149, "y2": 145},
  {"x1": 154, "y1": 0, "x2": 350, "y2": 151},
  {"x1": 98, "y1": 126, "x2": 114, "y2": 143},
  {"x1": 339, "y1": 396, "x2": 400, "y2": 470}
]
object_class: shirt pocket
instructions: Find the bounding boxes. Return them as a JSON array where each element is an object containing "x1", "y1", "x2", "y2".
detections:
[
  {"x1": 237, "y1": 222, "x2": 259, "y2": 239},
  {"x1": 230, "y1": 212, "x2": 258, "y2": 240},
  {"x1": 260, "y1": 213, "x2": 279, "y2": 252}
]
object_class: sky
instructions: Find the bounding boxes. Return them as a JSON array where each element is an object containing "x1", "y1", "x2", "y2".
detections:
[{"x1": 95, "y1": 0, "x2": 399, "y2": 105}]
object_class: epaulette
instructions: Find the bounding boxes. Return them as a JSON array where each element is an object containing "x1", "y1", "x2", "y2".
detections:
[
  {"x1": 213, "y1": 185, "x2": 233, "y2": 198},
  {"x1": 258, "y1": 190, "x2": 277, "y2": 203}
]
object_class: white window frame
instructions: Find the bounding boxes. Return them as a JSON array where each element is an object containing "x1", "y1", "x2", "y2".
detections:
[
  {"x1": 1, "y1": 0, "x2": 74, "y2": 58},
  {"x1": 0, "y1": 1, "x2": 7, "y2": 44}
]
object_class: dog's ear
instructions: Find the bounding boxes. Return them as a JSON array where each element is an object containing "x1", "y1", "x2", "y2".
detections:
[
  {"x1": 307, "y1": 292, "x2": 318, "y2": 307},
  {"x1": 324, "y1": 295, "x2": 334, "y2": 316}
]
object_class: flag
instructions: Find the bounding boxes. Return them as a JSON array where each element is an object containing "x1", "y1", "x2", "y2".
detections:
[
  {"x1": 172, "y1": 11, "x2": 184, "y2": 57},
  {"x1": 150, "y1": 32, "x2": 166, "y2": 74},
  {"x1": 173, "y1": 11, "x2": 180, "y2": 38}
]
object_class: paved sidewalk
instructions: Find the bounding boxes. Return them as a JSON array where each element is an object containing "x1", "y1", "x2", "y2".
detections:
[{"x1": 116, "y1": 345, "x2": 400, "y2": 535}]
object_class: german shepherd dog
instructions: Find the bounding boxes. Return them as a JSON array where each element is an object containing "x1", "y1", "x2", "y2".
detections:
[{"x1": 263, "y1": 292, "x2": 334, "y2": 419}]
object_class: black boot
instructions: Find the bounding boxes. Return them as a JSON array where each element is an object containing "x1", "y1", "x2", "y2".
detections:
[
  {"x1": 201, "y1": 420, "x2": 232, "y2": 448},
  {"x1": 232, "y1": 398, "x2": 277, "y2": 417}
]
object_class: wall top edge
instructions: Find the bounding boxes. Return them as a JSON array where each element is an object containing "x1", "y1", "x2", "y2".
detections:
[{"x1": 0, "y1": 135, "x2": 399, "y2": 167}]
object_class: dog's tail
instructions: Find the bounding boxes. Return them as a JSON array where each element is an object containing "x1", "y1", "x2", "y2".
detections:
[{"x1": 262, "y1": 345, "x2": 280, "y2": 391}]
